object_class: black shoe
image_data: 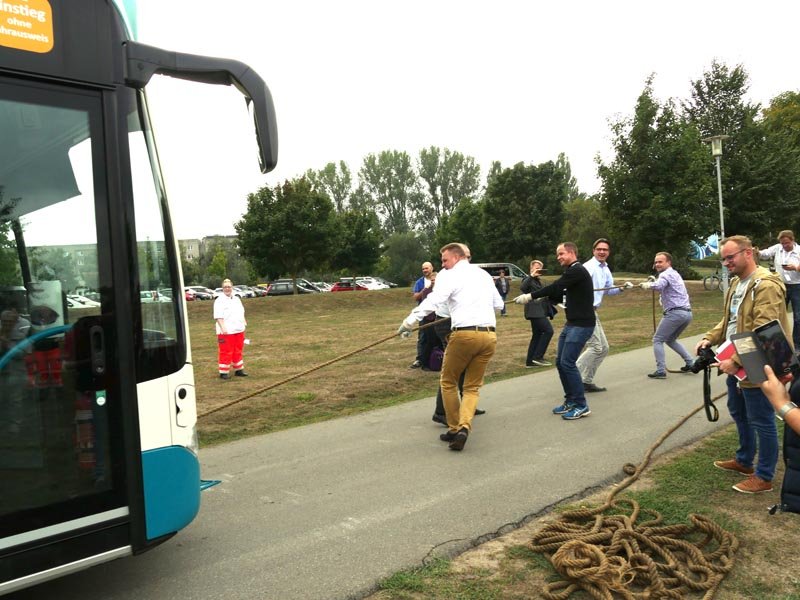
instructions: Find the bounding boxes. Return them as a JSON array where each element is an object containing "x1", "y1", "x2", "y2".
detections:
[
  {"x1": 234, "y1": 370, "x2": 248, "y2": 377},
  {"x1": 680, "y1": 365, "x2": 694, "y2": 373},
  {"x1": 409, "y1": 360, "x2": 422, "y2": 369},
  {"x1": 583, "y1": 382, "x2": 607, "y2": 393},
  {"x1": 474, "y1": 408, "x2": 486, "y2": 416},
  {"x1": 432, "y1": 413, "x2": 447, "y2": 425},
  {"x1": 647, "y1": 371, "x2": 667, "y2": 379},
  {"x1": 449, "y1": 428, "x2": 469, "y2": 451},
  {"x1": 219, "y1": 373, "x2": 230, "y2": 380},
  {"x1": 440, "y1": 430, "x2": 458, "y2": 442}
]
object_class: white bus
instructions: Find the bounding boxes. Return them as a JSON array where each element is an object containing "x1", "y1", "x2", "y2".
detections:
[{"x1": 0, "y1": 0, "x2": 277, "y2": 593}]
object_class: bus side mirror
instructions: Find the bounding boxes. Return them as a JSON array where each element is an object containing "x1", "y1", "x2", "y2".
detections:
[{"x1": 123, "y1": 41, "x2": 278, "y2": 173}]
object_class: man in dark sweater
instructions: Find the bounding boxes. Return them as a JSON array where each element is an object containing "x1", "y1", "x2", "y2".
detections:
[{"x1": 514, "y1": 242, "x2": 596, "y2": 420}]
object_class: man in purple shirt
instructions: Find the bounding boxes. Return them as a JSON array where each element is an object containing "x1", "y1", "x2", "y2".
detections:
[{"x1": 640, "y1": 251, "x2": 695, "y2": 379}]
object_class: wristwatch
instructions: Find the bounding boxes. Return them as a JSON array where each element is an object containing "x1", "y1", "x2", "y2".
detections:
[{"x1": 777, "y1": 401, "x2": 798, "y2": 420}]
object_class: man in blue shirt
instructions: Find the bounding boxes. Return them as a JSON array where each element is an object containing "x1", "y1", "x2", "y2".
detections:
[{"x1": 410, "y1": 261, "x2": 434, "y2": 368}]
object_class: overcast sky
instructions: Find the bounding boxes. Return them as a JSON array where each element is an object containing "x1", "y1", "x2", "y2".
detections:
[{"x1": 134, "y1": 0, "x2": 799, "y2": 239}]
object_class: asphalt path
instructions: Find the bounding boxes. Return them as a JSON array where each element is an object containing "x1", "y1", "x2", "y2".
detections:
[{"x1": 11, "y1": 335, "x2": 733, "y2": 600}]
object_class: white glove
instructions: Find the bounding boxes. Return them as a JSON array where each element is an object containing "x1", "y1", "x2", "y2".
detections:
[
  {"x1": 640, "y1": 282, "x2": 653, "y2": 290},
  {"x1": 513, "y1": 293, "x2": 532, "y2": 305},
  {"x1": 623, "y1": 281, "x2": 634, "y2": 289},
  {"x1": 397, "y1": 317, "x2": 415, "y2": 338}
]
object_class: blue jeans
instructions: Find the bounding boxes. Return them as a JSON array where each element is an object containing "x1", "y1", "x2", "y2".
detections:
[
  {"x1": 556, "y1": 324, "x2": 595, "y2": 409},
  {"x1": 786, "y1": 284, "x2": 800, "y2": 348},
  {"x1": 726, "y1": 375, "x2": 779, "y2": 481}
]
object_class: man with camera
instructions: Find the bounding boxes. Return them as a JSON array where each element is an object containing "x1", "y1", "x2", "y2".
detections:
[{"x1": 696, "y1": 235, "x2": 790, "y2": 494}]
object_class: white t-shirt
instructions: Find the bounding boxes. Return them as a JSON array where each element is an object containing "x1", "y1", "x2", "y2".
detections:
[{"x1": 213, "y1": 294, "x2": 246, "y2": 335}]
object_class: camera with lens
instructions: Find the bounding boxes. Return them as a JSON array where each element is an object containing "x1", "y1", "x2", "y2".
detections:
[{"x1": 690, "y1": 346, "x2": 717, "y2": 373}]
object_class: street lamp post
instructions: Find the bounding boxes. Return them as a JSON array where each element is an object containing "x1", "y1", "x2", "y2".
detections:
[{"x1": 703, "y1": 134, "x2": 730, "y2": 292}]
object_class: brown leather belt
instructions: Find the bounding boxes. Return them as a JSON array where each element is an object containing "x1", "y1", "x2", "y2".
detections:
[{"x1": 452, "y1": 326, "x2": 496, "y2": 332}]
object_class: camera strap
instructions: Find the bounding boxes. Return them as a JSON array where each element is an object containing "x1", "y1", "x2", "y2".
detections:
[{"x1": 703, "y1": 367, "x2": 719, "y2": 422}]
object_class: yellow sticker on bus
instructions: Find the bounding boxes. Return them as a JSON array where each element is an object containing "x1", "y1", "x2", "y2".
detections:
[{"x1": 0, "y1": 0, "x2": 53, "y2": 53}]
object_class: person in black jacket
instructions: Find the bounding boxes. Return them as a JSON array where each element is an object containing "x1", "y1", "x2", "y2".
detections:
[
  {"x1": 514, "y1": 242, "x2": 595, "y2": 420},
  {"x1": 520, "y1": 260, "x2": 556, "y2": 367},
  {"x1": 759, "y1": 365, "x2": 800, "y2": 512}
]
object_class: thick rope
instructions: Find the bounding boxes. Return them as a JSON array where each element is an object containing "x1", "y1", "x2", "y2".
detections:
[
  {"x1": 529, "y1": 390, "x2": 737, "y2": 600},
  {"x1": 198, "y1": 282, "x2": 642, "y2": 419},
  {"x1": 198, "y1": 316, "x2": 450, "y2": 419}
]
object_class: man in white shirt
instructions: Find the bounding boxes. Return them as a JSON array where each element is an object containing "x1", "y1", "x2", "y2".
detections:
[
  {"x1": 398, "y1": 243, "x2": 504, "y2": 451},
  {"x1": 577, "y1": 238, "x2": 632, "y2": 393},
  {"x1": 758, "y1": 229, "x2": 800, "y2": 347}
]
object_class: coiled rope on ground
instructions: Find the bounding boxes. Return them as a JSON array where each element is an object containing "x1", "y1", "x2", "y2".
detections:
[{"x1": 529, "y1": 390, "x2": 738, "y2": 600}]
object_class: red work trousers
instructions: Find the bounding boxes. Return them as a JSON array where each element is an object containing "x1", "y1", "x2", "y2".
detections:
[{"x1": 218, "y1": 331, "x2": 245, "y2": 375}]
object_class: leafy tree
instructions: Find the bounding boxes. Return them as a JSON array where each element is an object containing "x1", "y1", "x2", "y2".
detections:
[
  {"x1": 599, "y1": 77, "x2": 713, "y2": 271},
  {"x1": 762, "y1": 91, "x2": 800, "y2": 235},
  {"x1": 682, "y1": 62, "x2": 800, "y2": 240},
  {"x1": 305, "y1": 161, "x2": 353, "y2": 212},
  {"x1": 330, "y1": 209, "x2": 382, "y2": 275},
  {"x1": 31, "y1": 247, "x2": 82, "y2": 292},
  {"x1": 762, "y1": 91, "x2": 800, "y2": 144},
  {"x1": 380, "y1": 232, "x2": 429, "y2": 286},
  {"x1": 358, "y1": 150, "x2": 422, "y2": 235},
  {"x1": 416, "y1": 146, "x2": 481, "y2": 236},
  {"x1": 482, "y1": 161, "x2": 566, "y2": 264},
  {"x1": 433, "y1": 198, "x2": 488, "y2": 262},
  {"x1": 561, "y1": 195, "x2": 608, "y2": 259},
  {"x1": 236, "y1": 178, "x2": 336, "y2": 290},
  {"x1": 207, "y1": 247, "x2": 229, "y2": 284},
  {"x1": 555, "y1": 153, "x2": 586, "y2": 203}
]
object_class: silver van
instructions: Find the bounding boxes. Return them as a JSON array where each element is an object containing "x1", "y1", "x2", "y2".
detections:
[{"x1": 474, "y1": 262, "x2": 528, "y2": 280}]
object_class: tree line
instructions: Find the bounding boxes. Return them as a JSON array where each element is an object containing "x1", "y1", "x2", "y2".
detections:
[{"x1": 182, "y1": 61, "x2": 800, "y2": 288}]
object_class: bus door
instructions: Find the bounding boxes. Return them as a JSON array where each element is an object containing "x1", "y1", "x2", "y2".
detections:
[{"x1": 0, "y1": 77, "x2": 130, "y2": 574}]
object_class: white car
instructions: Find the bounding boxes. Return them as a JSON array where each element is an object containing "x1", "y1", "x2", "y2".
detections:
[
  {"x1": 312, "y1": 281, "x2": 332, "y2": 292},
  {"x1": 67, "y1": 294, "x2": 101, "y2": 307},
  {"x1": 356, "y1": 277, "x2": 389, "y2": 290}
]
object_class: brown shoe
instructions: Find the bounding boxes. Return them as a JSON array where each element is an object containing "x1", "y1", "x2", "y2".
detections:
[
  {"x1": 732, "y1": 474, "x2": 773, "y2": 494},
  {"x1": 713, "y1": 459, "x2": 754, "y2": 476}
]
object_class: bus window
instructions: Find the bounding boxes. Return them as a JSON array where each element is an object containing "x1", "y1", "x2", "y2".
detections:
[
  {"x1": 128, "y1": 90, "x2": 185, "y2": 381},
  {"x1": 0, "y1": 82, "x2": 125, "y2": 531}
]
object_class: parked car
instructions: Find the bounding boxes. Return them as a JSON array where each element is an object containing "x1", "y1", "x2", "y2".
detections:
[
  {"x1": 265, "y1": 281, "x2": 318, "y2": 296},
  {"x1": 271, "y1": 278, "x2": 321, "y2": 293},
  {"x1": 331, "y1": 277, "x2": 368, "y2": 292},
  {"x1": 355, "y1": 277, "x2": 389, "y2": 290},
  {"x1": 312, "y1": 281, "x2": 332, "y2": 292},
  {"x1": 140, "y1": 290, "x2": 171, "y2": 303},
  {"x1": 474, "y1": 262, "x2": 528, "y2": 280},
  {"x1": 248, "y1": 285, "x2": 268, "y2": 297},
  {"x1": 373, "y1": 277, "x2": 398, "y2": 288},
  {"x1": 214, "y1": 287, "x2": 243, "y2": 298},
  {"x1": 186, "y1": 286, "x2": 214, "y2": 300},
  {"x1": 67, "y1": 294, "x2": 101, "y2": 307},
  {"x1": 234, "y1": 285, "x2": 255, "y2": 298}
]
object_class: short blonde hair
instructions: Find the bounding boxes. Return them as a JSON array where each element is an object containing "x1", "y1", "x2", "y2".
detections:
[
  {"x1": 778, "y1": 230, "x2": 795, "y2": 241},
  {"x1": 721, "y1": 235, "x2": 753, "y2": 250},
  {"x1": 440, "y1": 243, "x2": 467, "y2": 258}
]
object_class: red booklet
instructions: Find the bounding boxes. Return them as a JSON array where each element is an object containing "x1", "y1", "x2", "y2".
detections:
[{"x1": 714, "y1": 340, "x2": 747, "y2": 381}]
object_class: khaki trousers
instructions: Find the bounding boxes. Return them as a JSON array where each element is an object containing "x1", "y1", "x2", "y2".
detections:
[{"x1": 440, "y1": 330, "x2": 497, "y2": 431}]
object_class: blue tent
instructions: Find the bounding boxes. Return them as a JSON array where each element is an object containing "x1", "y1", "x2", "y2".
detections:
[{"x1": 689, "y1": 234, "x2": 719, "y2": 259}]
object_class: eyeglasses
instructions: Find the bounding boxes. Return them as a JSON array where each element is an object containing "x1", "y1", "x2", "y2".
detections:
[{"x1": 720, "y1": 249, "x2": 747, "y2": 264}]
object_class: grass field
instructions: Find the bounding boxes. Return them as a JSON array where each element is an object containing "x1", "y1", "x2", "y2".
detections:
[
  {"x1": 190, "y1": 277, "x2": 725, "y2": 446},
  {"x1": 190, "y1": 275, "x2": 800, "y2": 598}
]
